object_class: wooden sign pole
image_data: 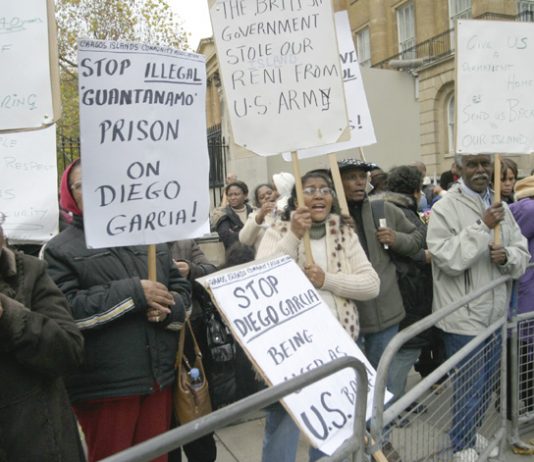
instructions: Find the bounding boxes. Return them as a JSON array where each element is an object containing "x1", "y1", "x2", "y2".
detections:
[
  {"x1": 493, "y1": 154, "x2": 502, "y2": 245},
  {"x1": 148, "y1": 244, "x2": 157, "y2": 281},
  {"x1": 291, "y1": 151, "x2": 314, "y2": 266},
  {"x1": 329, "y1": 154, "x2": 349, "y2": 216}
]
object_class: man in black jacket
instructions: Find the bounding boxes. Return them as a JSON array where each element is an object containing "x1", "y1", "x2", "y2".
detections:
[{"x1": 338, "y1": 159, "x2": 424, "y2": 393}]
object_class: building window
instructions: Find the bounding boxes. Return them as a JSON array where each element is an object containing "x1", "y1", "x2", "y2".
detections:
[
  {"x1": 447, "y1": 94, "x2": 455, "y2": 153},
  {"x1": 449, "y1": 0, "x2": 472, "y2": 27},
  {"x1": 396, "y1": 1, "x2": 416, "y2": 59},
  {"x1": 518, "y1": 0, "x2": 534, "y2": 21},
  {"x1": 355, "y1": 27, "x2": 371, "y2": 67}
]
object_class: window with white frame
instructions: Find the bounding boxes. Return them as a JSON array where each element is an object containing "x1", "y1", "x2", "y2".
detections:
[
  {"x1": 518, "y1": 0, "x2": 534, "y2": 21},
  {"x1": 447, "y1": 94, "x2": 455, "y2": 153},
  {"x1": 355, "y1": 27, "x2": 371, "y2": 67},
  {"x1": 449, "y1": 0, "x2": 472, "y2": 27},
  {"x1": 396, "y1": 1, "x2": 416, "y2": 59}
]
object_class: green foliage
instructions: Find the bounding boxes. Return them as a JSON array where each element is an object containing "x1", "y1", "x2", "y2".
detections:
[{"x1": 55, "y1": 0, "x2": 190, "y2": 139}]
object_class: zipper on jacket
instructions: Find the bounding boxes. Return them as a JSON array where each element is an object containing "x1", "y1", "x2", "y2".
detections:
[{"x1": 464, "y1": 269, "x2": 472, "y2": 316}]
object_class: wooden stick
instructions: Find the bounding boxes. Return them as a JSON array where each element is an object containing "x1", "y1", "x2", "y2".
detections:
[
  {"x1": 358, "y1": 146, "x2": 367, "y2": 162},
  {"x1": 333, "y1": 0, "x2": 349, "y2": 11},
  {"x1": 148, "y1": 244, "x2": 157, "y2": 282},
  {"x1": 493, "y1": 153, "x2": 501, "y2": 245},
  {"x1": 329, "y1": 154, "x2": 349, "y2": 216},
  {"x1": 291, "y1": 151, "x2": 314, "y2": 266}
]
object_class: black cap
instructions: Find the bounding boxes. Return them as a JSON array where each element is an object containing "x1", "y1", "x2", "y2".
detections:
[{"x1": 337, "y1": 158, "x2": 378, "y2": 173}]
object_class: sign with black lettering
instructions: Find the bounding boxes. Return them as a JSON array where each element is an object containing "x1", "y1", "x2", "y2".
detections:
[
  {"x1": 209, "y1": 0, "x2": 349, "y2": 156},
  {"x1": 0, "y1": 125, "x2": 59, "y2": 242},
  {"x1": 0, "y1": 0, "x2": 57, "y2": 130},
  {"x1": 77, "y1": 40, "x2": 210, "y2": 248},
  {"x1": 200, "y1": 255, "x2": 390, "y2": 455},
  {"x1": 456, "y1": 20, "x2": 534, "y2": 154}
]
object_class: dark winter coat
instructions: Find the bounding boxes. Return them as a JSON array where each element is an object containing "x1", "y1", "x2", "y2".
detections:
[
  {"x1": 214, "y1": 205, "x2": 253, "y2": 250},
  {"x1": 381, "y1": 192, "x2": 433, "y2": 348},
  {"x1": 44, "y1": 216, "x2": 191, "y2": 403},
  {"x1": 0, "y1": 248, "x2": 85, "y2": 462},
  {"x1": 348, "y1": 197, "x2": 424, "y2": 334},
  {"x1": 169, "y1": 239, "x2": 216, "y2": 319}
]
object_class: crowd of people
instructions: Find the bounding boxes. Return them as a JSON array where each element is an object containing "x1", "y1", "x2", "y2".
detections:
[{"x1": 1, "y1": 154, "x2": 533, "y2": 462}]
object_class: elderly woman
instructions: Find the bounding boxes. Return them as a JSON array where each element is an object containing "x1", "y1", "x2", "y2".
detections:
[
  {"x1": 0, "y1": 212, "x2": 85, "y2": 461},
  {"x1": 43, "y1": 159, "x2": 191, "y2": 462},
  {"x1": 257, "y1": 170, "x2": 380, "y2": 462}
]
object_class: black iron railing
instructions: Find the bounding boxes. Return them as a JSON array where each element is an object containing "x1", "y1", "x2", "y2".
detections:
[{"x1": 372, "y1": 11, "x2": 534, "y2": 70}]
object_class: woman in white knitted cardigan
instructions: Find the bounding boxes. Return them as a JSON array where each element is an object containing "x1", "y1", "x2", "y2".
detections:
[{"x1": 257, "y1": 170, "x2": 379, "y2": 462}]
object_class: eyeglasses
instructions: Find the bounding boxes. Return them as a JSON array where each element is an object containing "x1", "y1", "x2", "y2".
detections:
[{"x1": 302, "y1": 187, "x2": 334, "y2": 197}]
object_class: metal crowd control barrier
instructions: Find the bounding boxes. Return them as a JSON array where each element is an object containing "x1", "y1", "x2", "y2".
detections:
[
  {"x1": 100, "y1": 356, "x2": 368, "y2": 462},
  {"x1": 370, "y1": 275, "x2": 511, "y2": 462},
  {"x1": 508, "y1": 263, "x2": 534, "y2": 452}
]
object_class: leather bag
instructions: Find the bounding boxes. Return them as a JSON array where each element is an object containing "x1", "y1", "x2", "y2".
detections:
[{"x1": 174, "y1": 320, "x2": 212, "y2": 424}]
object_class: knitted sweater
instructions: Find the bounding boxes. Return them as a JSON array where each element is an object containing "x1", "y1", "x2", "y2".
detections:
[{"x1": 256, "y1": 214, "x2": 380, "y2": 339}]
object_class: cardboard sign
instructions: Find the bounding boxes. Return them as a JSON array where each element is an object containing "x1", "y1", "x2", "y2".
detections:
[
  {"x1": 0, "y1": 0, "x2": 58, "y2": 131},
  {"x1": 0, "y1": 125, "x2": 59, "y2": 242},
  {"x1": 287, "y1": 10, "x2": 376, "y2": 160},
  {"x1": 77, "y1": 40, "x2": 210, "y2": 248},
  {"x1": 209, "y1": 0, "x2": 349, "y2": 156},
  {"x1": 200, "y1": 255, "x2": 390, "y2": 456},
  {"x1": 456, "y1": 19, "x2": 534, "y2": 154}
]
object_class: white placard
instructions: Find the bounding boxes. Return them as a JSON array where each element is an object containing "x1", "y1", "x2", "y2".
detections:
[
  {"x1": 456, "y1": 20, "x2": 534, "y2": 154},
  {"x1": 0, "y1": 125, "x2": 59, "y2": 242},
  {"x1": 285, "y1": 11, "x2": 376, "y2": 161},
  {"x1": 209, "y1": 0, "x2": 349, "y2": 156},
  {"x1": 78, "y1": 40, "x2": 210, "y2": 249},
  {"x1": 0, "y1": 0, "x2": 55, "y2": 130},
  {"x1": 201, "y1": 255, "x2": 390, "y2": 456}
]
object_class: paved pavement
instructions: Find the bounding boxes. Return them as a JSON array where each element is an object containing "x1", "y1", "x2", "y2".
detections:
[{"x1": 201, "y1": 369, "x2": 534, "y2": 462}]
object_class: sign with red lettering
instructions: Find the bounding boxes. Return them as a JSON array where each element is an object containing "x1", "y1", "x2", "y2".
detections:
[{"x1": 199, "y1": 255, "x2": 390, "y2": 456}]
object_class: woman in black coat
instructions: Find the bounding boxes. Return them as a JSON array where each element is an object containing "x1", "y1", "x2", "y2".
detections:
[{"x1": 0, "y1": 215, "x2": 85, "y2": 462}]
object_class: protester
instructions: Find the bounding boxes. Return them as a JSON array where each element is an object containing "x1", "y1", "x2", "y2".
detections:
[
  {"x1": 0, "y1": 212, "x2": 86, "y2": 461},
  {"x1": 256, "y1": 170, "x2": 380, "y2": 462},
  {"x1": 239, "y1": 183, "x2": 278, "y2": 252},
  {"x1": 508, "y1": 175, "x2": 534, "y2": 454},
  {"x1": 338, "y1": 158, "x2": 423, "y2": 394},
  {"x1": 213, "y1": 181, "x2": 253, "y2": 251},
  {"x1": 498, "y1": 158, "x2": 518, "y2": 205},
  {"x1": 381, "y1": 166, "x2": 433, "y2": 402},
  {"x1": 168, "y1": 239, "x2": 217, "y2": 462},
  {"x1": 439, "y1": 161, "x2": 459, "y2": 191},
  {"x1": 272, "y1": 171, "x2": 295, "y2": 212},
  {"x1": 43, "y1": 159, "x2": 192, "y2": 462},
  {"x1": 427, "y1": 154, "x2": 529, "y2": 462},
  {"x1": 219, "y1": 172, "x2": 238, "y2": 208},
  {"x1": 369, "y1": 165, "x2": 388, "y2": 195}
]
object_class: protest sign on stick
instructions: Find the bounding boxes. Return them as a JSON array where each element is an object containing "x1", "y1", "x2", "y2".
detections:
[
  {"x1": 77, "y1": 40, "x2": 210, "y2": 250},
  {"x1": 456, "y1": 20, "x2": 534, "y2": 242},
  {"x1": 199, "y1": 255, "x2": 391, "y2": 456},
  {"x1": 0, "y1": 125, "x2": 59, "y2": 242},
  {"x1": 209, "y1": 0, "x2": 349, "y2": 156},
  {"x1": 456, "y1": 20, "x2": 534, "y2": 154},
  {"x1": 0, "y1": 0, "x2": 60, "y2": 131}
]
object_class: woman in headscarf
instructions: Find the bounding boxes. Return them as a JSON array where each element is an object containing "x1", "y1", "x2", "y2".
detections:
[{"x1": 43, "y1": 159, "x2": 191, "y2": 462}]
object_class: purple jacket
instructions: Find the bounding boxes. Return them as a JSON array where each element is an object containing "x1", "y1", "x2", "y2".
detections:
[{"x1": 510, "y1": 198, "x2": 534, "y2": 315}]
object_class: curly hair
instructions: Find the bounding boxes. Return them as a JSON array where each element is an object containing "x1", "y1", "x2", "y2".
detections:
[
  {"x1": 253, "y1": 183, "x2": 275, "y2": 207},
  {"x1": 386, "y1": 165, "x2": 423, "y2": 195},
  {"x1": 225, "y1": 180, "x2": 249, "y2": 196}
]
